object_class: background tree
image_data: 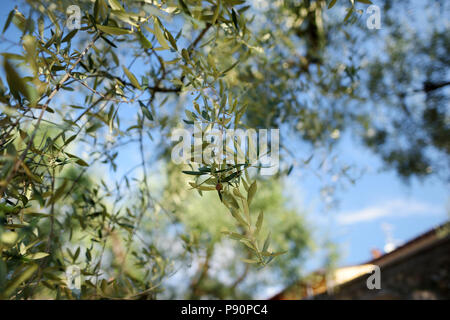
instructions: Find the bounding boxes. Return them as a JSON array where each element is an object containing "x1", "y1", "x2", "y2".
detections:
[{"x1": 159, "y1": 165, "x2": 312, "y2": 299}]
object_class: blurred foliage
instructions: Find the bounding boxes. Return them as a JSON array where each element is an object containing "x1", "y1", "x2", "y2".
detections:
[{"x1": 233, "y1": 0, "x2": 449, "y2": 180}]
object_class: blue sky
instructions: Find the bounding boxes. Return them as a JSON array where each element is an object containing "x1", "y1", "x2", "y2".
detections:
[
  {"x1": 0, "y1": 0, "x2": 448, "y2": 284},
  {"x1": 288, "y1": 130, "x2": 449, "y2": 270}
]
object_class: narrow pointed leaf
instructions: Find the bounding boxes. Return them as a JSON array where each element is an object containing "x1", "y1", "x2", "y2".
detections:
[{"x1": 122, "y1": 65, "x2": 142, "y2": 89}]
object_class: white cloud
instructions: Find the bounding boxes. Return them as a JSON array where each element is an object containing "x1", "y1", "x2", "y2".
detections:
[{"x1": 337, "y1": 199, "x2": 442, "y2": 225}]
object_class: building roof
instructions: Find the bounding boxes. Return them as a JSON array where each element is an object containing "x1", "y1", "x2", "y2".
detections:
[{"x1": 269, "y1": 222, "x2": 450, "y2": 300}]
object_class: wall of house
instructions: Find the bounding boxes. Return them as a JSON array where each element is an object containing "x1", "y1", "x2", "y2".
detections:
[{"x1": 314, "y1": 235, "x2": 450, "y2": 300}]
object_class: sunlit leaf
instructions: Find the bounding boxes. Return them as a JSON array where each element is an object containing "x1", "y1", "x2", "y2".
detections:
[{"x1": 122, "y1": 65, "x2": 142, "y2": 90}]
